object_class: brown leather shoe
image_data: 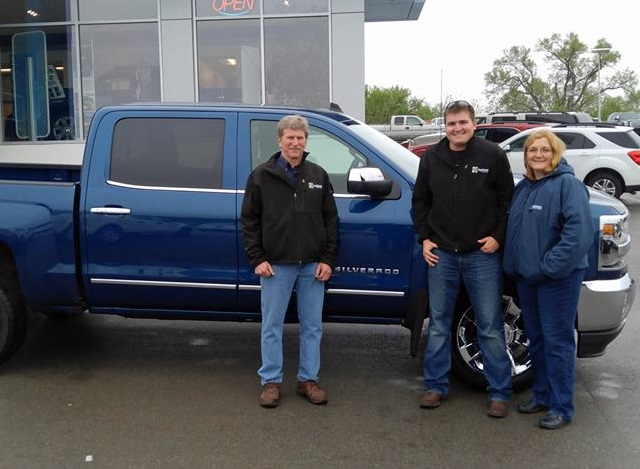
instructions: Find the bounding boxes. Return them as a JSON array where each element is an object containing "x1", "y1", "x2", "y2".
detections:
[
  {"x1": 259, "y1": 382, "x2": 281, "y2": 408},
  {"x1": 487, "y1": 400, "x2": 509, "y2": 418},
  {"x1": 296, "y1": 380, "x2": 328, "y2": 405},
  {"x1": 419, "y1": 391, "x2": 447, "y2": 409}
]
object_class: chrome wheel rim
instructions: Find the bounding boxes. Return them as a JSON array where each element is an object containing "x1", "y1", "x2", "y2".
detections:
[{"x1": 456, "y1": 297, "x2": 532, "y2": 378}]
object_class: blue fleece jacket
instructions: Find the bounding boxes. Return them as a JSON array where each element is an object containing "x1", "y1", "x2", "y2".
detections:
[{"x1": 503, "y1": 159, "x2": 594, "y2": 284}]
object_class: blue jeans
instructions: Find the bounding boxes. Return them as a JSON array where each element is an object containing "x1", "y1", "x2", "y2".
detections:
[
  {"x1": 516, "y1": 268, "x2": 585, "y2": 421},
  {"x1": 424, "y1": 249, "x2": 512, "y2": 402},
  {"x1": 258, "y1": 263, "x2": 325, "y2": 385}
]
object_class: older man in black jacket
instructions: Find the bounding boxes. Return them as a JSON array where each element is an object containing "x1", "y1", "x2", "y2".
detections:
[{"x1": 241, "y1": 114, "x2": 338, "y2": 409}]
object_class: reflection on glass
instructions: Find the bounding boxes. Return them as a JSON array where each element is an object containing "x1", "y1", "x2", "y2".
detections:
[
  {"x1": 0, "y1": 25, "x2": 76, "y2": 142},
  {"x1": 197, "y1": 19, "x2": 261, "y2": 104},
  {"x1": 264, "y1": 17, "x2": 329, "y2": 107},
  {"x1": 79, "y1": 0, "x2": 157, "y2": 21},
  {"x1": 1, "y1": 0, "x2": 72, "y2": 24},
  {"x1": 264, "y1": 0, "x2": 328, "y2": 14},
  {"x1": 79, "y1": 23, "x2": 160, "y2": 133}
]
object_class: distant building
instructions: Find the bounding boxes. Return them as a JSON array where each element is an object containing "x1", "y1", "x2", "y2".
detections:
[{"x1": 0, "y1": 0, "x2": 424, "y2": 165}]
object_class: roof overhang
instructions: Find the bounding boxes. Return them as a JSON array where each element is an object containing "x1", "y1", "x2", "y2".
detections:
[{"x1": 364, "y1": 0, "x2": 425, "y2": 22}]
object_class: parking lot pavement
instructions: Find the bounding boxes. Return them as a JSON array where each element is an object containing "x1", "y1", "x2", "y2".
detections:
[{"x1": 2, "y1": 300, "x2": 640, "y2": 468}]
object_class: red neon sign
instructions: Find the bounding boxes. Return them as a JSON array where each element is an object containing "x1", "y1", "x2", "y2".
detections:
[{"x1": 212, "y1": 0, "x2": 256, "y2": 16}]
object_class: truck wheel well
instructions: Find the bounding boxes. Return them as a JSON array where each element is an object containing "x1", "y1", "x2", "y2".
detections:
[
  {"x1": 0, "y1": 244, "x2": 19, "y2": 278},
  {"x1": 0, "y1": 244, "x2": 29, "y2": 364}
]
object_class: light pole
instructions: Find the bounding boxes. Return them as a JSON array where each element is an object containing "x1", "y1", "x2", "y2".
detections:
[{"x1": 591, "y1": 47, "x2": 611, "y2": 121}]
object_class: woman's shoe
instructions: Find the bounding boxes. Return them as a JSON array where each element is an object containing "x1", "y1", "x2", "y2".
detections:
[{"x1": 517, "y1": 399, "x2": 548, "y2": 414}]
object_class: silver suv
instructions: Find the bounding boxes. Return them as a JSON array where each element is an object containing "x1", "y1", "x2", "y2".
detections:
[{"x1": 500, "y1": 123, "x2": 640, "y2": 198}]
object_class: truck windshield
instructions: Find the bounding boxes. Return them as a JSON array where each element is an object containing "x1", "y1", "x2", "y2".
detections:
[{"x1": 349, "y1": 123, "x2": 419, "y2": 182}]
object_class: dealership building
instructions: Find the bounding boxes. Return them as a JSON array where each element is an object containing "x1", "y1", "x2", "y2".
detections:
[{"x1": 0, "y1": 0, "x2": 424, "y2": 165}]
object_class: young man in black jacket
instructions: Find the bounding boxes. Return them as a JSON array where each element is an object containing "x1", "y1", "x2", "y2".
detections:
[
  {"x1": 241, "y1": 115, "x2": 338, "y2": 408},
  {"x1": 412, "y1": 100, "x2": 514, "y2": 417}
]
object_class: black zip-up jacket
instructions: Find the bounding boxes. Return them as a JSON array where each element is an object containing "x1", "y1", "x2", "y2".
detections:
[
  {"x1": 241, "y1": 152, "x2": 338, "y2": 269},
  {"x1": 411, "y1": 136, "x2": 514, "y2": 252}
]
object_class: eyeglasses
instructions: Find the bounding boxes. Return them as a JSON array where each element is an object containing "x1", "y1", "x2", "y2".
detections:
[
  {"x1": 445, "y1": 100, "x2": 473, "y2": 112},
  {"x1": 526, "y1": 147, "x2": 553, "y2": 155}
]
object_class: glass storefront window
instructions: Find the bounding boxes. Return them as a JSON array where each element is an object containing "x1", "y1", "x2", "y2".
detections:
[
  {"x1": 264, "y1": 17, "x2": 329, "y2": 107},
  {"x1": 196, "y1": 0, "x2": 261, "y2": 18},
  {"x1": 1, "y1": 1, "x2": 334, "y2": 144},
  {"x1": 196, "y1": 19, "x2": 261, "y2": 104},
  {"x1": 1, "y1": 0, "x2": 72, "y2": 24},
  {"x1": 79, "y1": 0, "x2": 158, "y2": 21},
  {"x1": 79, "y1": 23, "x2": 161, "y2": 133},
  {"x1": 1, "y1": 25, "x2": 77, "y2": 142},
  {"x1": 263, "y1": 0, "x2": 328, "y2": 14}
]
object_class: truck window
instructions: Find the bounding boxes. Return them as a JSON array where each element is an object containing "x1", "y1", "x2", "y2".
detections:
[
  {"x1": 405, "y1": 116, "x2": 422, "y2": 125},
  {"x1": 250, "y1": 120, "x2": 368, "y2": 194},
  {"x1": 110, "y1": 118, "x2": 224, "y2": 189}
]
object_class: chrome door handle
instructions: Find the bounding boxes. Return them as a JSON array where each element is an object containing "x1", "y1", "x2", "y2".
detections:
[{"x1": 90, "y1": 207, "x2": 131, "y2": 215}]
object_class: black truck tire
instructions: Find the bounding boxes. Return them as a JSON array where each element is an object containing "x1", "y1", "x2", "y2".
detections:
[
  {"x1": 450, "y1": 296, "x2": 533, "y2": 392},
  {"x1": 585, "y1": 171, "x2": 623, "y2": 199},
  {"x1": 0, "y1": 273, "x2": 28, "y2": 365}
]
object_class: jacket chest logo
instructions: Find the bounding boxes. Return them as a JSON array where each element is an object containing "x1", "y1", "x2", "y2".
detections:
[
  {"x1": 307, "y1": 182, "x2": 323, "y2": 190},
  {"x1": 471, "y1": 166, "x2": 489, "y2": 174}
]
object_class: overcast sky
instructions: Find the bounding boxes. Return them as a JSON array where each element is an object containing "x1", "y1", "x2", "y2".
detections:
[{"x1": 364, "y1": 0, "x2": 639, "y2": 110}]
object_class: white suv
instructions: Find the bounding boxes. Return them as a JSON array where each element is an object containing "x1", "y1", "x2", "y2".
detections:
[{"x1": 500, "y1": 124, "x2": 640, "y2": 198}]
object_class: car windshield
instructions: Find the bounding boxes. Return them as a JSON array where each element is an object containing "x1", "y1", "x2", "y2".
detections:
[{"x1": 349, "y1": 123, "x2": 419, "y2": 182}]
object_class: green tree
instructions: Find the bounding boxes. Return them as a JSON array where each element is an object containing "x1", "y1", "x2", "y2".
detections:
[
  {"x1": 365, "y1": 85, "x2": 438, "y2": 124},
  {"x1": 484, "y1": 33, "x2": 638, "y2": 115}
]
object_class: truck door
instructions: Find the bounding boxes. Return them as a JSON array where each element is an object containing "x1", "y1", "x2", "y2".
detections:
[
  {"x1": 81, "y1": 110, "x2": 239, "y2": 315},
  {"x1": 236, "y1": 113, "x2": 414, "y2": 321}
]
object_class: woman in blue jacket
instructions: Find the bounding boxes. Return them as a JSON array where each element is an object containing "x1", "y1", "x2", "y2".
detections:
[{"x1": 503, "y1": 129, "x2": 593, "y2": 429}]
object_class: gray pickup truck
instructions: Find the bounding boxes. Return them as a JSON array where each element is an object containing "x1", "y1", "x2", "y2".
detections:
[{"x1": 370, "y1": 114, "x2": 442, "y2": 142}]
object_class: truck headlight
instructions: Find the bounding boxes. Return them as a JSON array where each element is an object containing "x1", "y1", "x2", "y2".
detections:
[{"x1": 599, "y1": 214, "x2": 631, "y2": 270}]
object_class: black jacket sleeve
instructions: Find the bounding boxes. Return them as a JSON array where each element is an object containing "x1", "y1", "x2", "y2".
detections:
[
  {"x1": 320, "y1": 173, "x2": 339, "y2": 267},
  {"x1": 240, "y1": 172, "x2": 267, "y2": 269},
  {"x1": 411, "y1": 151, "x2": 434, "y2": 244}
]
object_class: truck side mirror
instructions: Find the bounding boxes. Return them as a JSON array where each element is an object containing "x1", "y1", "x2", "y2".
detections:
[{"x1": 347, "y1": 167, "x2": 392, "y2": 197}]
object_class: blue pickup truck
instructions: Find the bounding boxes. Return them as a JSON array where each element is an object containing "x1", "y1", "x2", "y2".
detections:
[{"x1": 0, "y1": 104, "x2": 635, "y2": 390}]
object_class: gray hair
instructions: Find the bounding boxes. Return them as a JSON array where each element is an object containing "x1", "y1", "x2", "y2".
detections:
[{"x1": 277, "y1": 115, "x2": 309, "y2": 138}]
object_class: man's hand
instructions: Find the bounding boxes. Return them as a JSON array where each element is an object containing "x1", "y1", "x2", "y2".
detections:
[
  {"x1": 422, "y1": 239, "x2": 439, "y2": 267},
  {"x1": 477, "y1": 236, "x2": 499, "y2": 253},
  {"x1": 315, "y1": 262, "x2": 332, "y2": 282},
  {"x1": 255, "y1": 261, "x2": 275, "y2": 277}
]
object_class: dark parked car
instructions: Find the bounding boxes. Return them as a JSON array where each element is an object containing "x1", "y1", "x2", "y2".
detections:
[{"x1": 606, "y1": 111, "x2": 640, "y2": 126}]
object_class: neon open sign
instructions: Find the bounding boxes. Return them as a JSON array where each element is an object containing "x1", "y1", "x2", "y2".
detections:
[{"x1": 212, "y1": 0, "x2": 256, "y2": 16}]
